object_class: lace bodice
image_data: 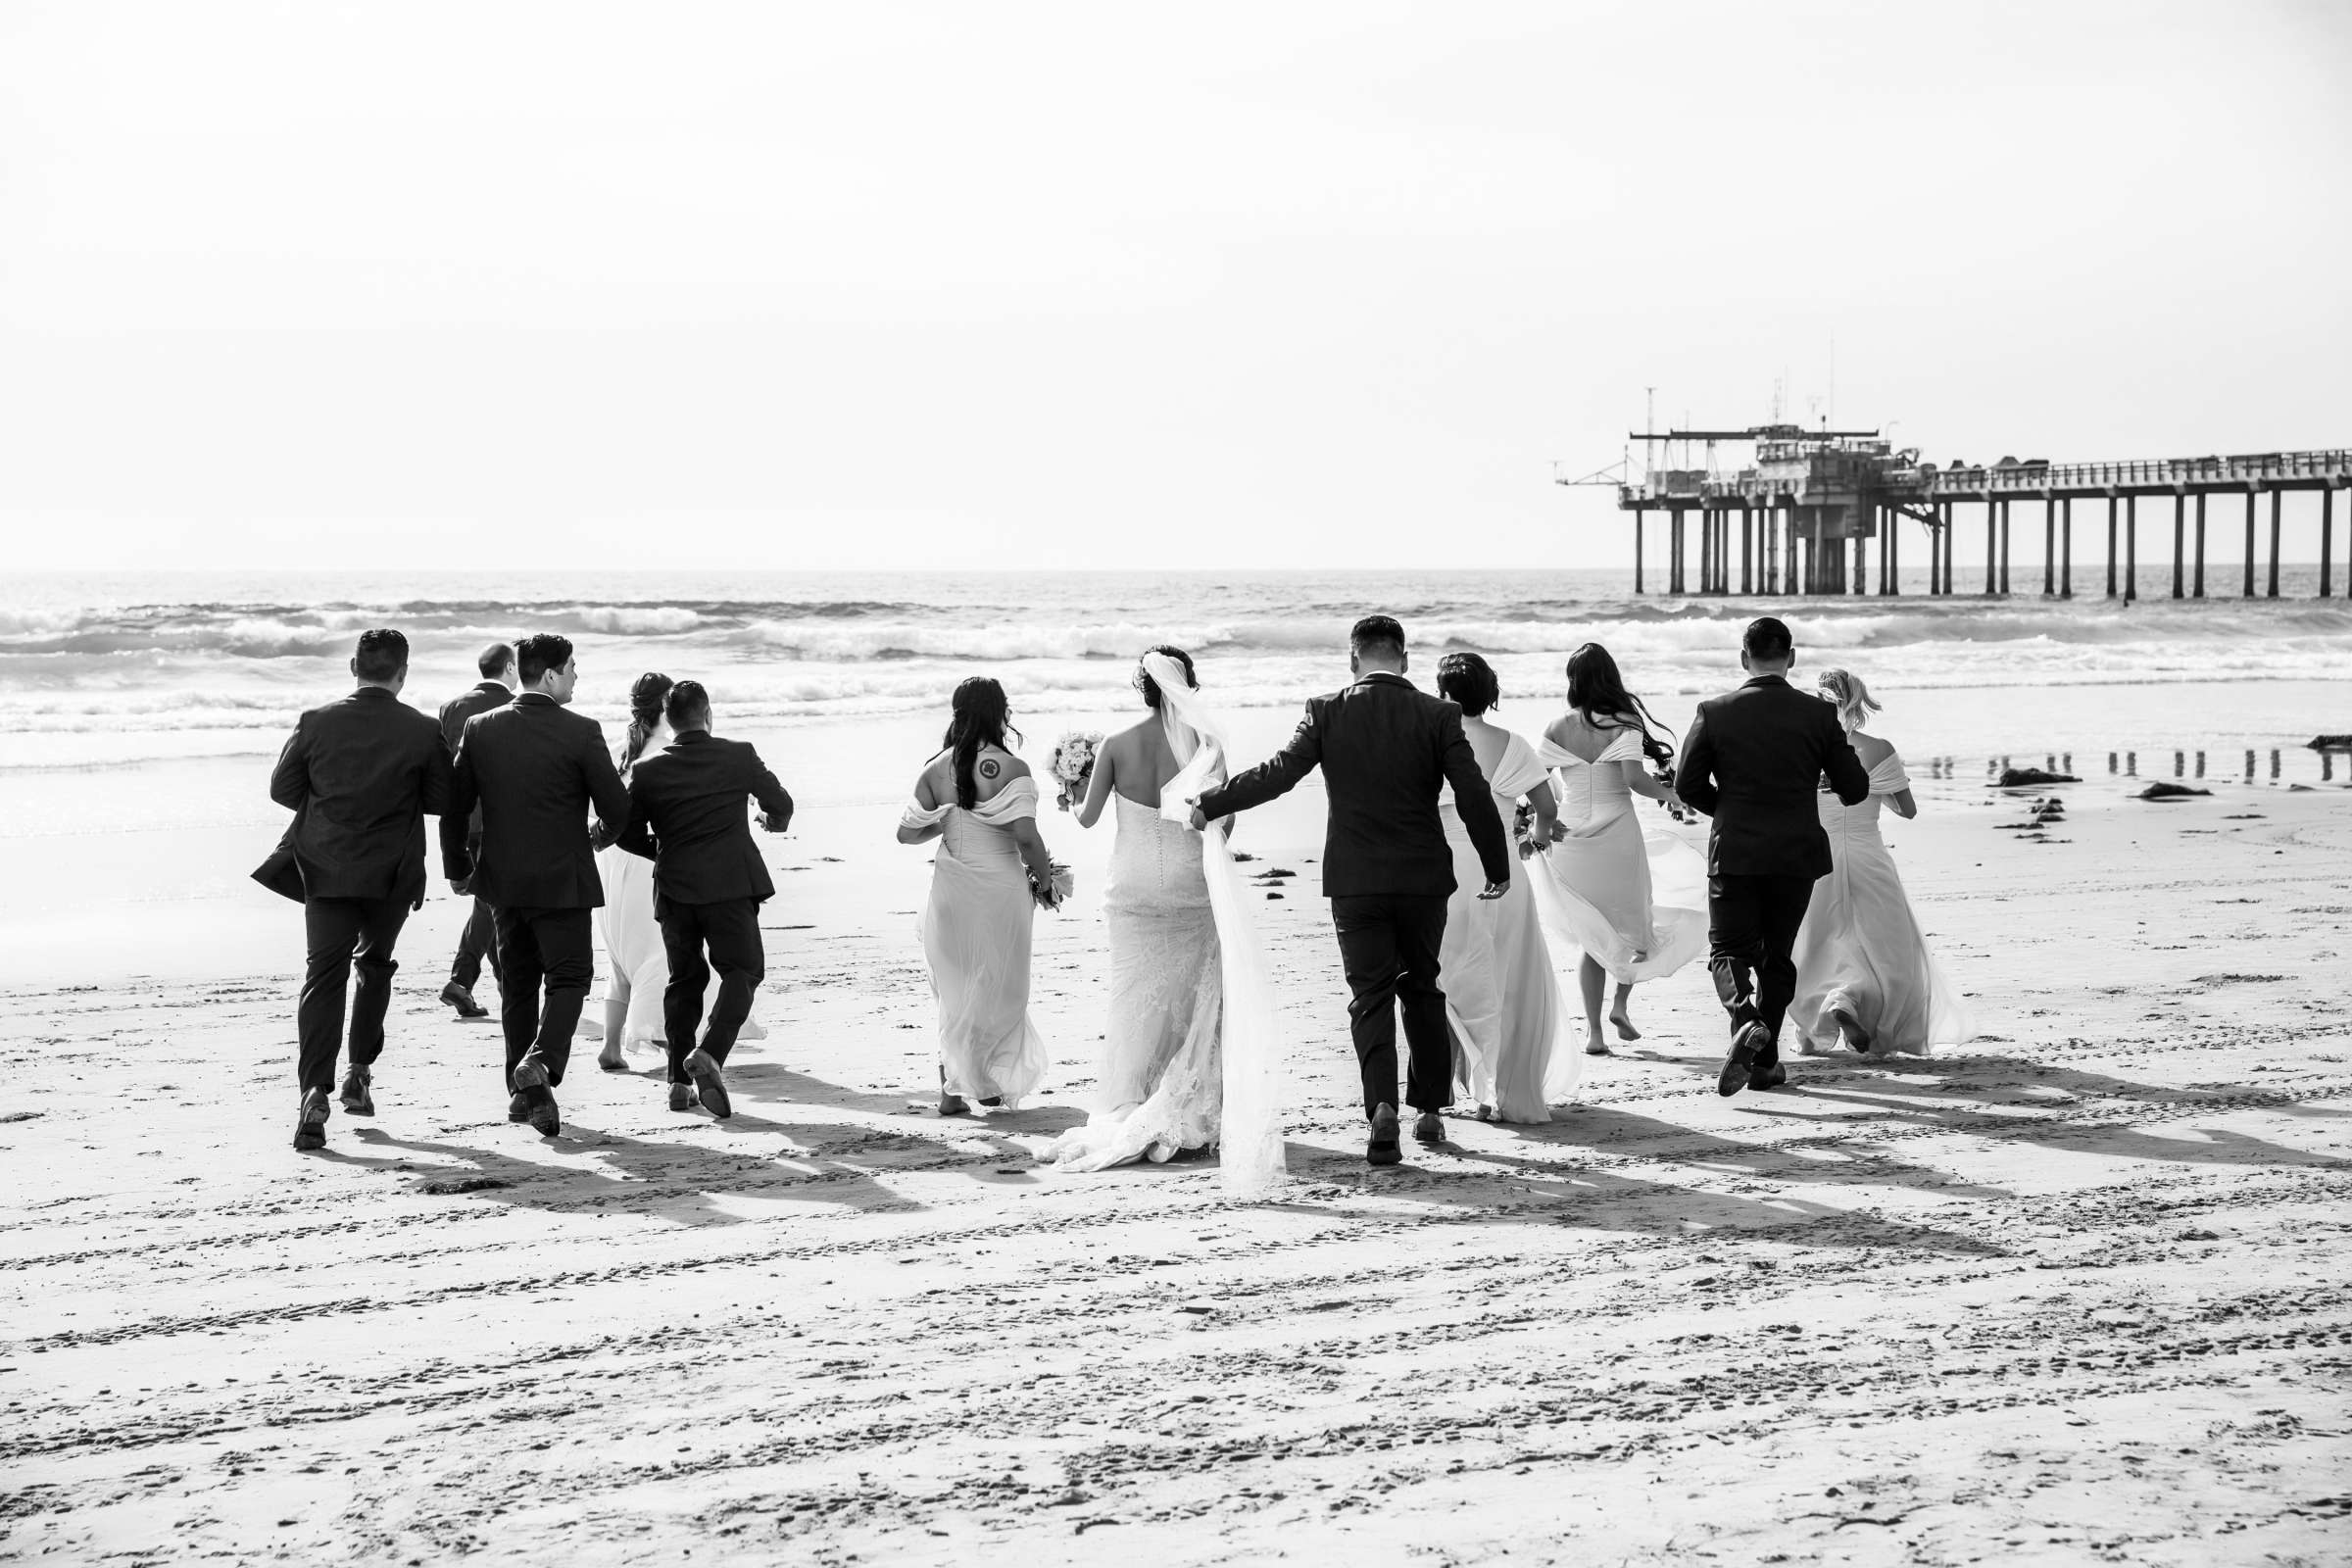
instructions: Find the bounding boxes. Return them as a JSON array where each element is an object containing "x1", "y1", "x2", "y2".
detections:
[
  {"x1": 1817, "y1": 751, "x2": 1910, "y2": 845},
  {"x1": 1105, "y1": 793, "x2": 1210, "y2": 910}
]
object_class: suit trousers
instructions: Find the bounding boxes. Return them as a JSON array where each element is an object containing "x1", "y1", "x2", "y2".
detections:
[
  {"x1": 493, "y1": 906, "x2": 592, "y2": 1089},
  {"x1": 299, "y1": 896, "x2": 411, "y2": 1094},
  {"x1": 656, "y1": 895, "x2": 765, "y2": 1086},
  {"x1": 1330, "y1": 892, "x2": 1453, "y2": 1119},
  {"x1": 447, "y1": 834, "x2": 502, "y2": 992},
  {"x1": 1704, "y1": 872, "x2": 1818, "y2": 1069}
]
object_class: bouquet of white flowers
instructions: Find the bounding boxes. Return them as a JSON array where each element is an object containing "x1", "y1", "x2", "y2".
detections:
[
  {"x1": 1029, "y1": 859, "x2": 1076, "y2": 910},
  {"x1": 1048, "y1": 730, "x2": 1103, "y2": 812}
]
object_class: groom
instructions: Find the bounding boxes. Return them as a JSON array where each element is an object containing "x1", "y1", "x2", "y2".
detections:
[
  {"x1": 1674, "y1": 616, "x2": 1870, "y2": 1096},
  {"x1": 1191, "y1": 615, "x2": 1509, "y2": 1165}
]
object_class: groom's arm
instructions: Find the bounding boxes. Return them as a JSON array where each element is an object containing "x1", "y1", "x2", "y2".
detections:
[
  {"x1": 268, "y1": 719, "x2": 311, "y2": 811},
  {"x1": 1674, "y1": 707, "x2": 1719, "y2": 816},
  {"x1": 1440, "y1": 710, "x2": 1511, "y2": 888},
  {"x1": 1199, "y1": 702, "x2": 1323, "y2": 818}
]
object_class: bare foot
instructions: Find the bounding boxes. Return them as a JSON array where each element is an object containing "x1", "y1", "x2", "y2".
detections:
[
  {"x1": 938, "y1": 1091, "x2": 971, "y2": 1117},
  {"x1": 596, "y1": 1048, "x2": 627, "y2": 1071},
  {"x1": 1584, "y1": 1031, "x2": 1612, "y2": 1056},
  {"x1": 1609, "y1": 1010, "x2": 1642, "y2": 1042},
  {"x1": 1834, "y1": 1006, "x2": 1875, "y2": 1055}
]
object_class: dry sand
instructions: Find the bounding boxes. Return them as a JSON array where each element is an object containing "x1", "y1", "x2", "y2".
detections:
[{"x1": 4, "y1": 763, "x2": 2349, "y2": 1565}]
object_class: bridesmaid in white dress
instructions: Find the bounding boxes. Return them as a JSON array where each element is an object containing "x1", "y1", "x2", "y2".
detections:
[
  {"x1": 1054, "y1": 647, "x2": 1223, "y2": 1166},
  {"x1": 593, "y1": 673, "x2": 762, "y2": 1102},
  {"x1": 897, "y1": 677, "x2": 1059, "y2": 1115},
  {"x1": 1530, "y1": 643, "x2": 1708, "y2": 1056},
  {"x1": 1430, "y1": 654, "x2": 1578, "y2": 1123},
  {"x1": 1789, "y1": 670, "x2": 1970, "y2": 1055}
]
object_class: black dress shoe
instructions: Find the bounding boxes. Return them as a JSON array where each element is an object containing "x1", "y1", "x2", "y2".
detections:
[
  {"x1": 293, "y1": 1089, "x2": 330, "y2": 1151},
  {"x1": 683, "y1": 1048, "x2": 732, "y2": 1120},
  {"x1": 1749, "y1": 1062, "x2": 1788, "y2": 1091},
  {"x1": 337, "y1": 1064, "x2": 373, "y2": 1116},
  {"x1": 511, "y1": 1060, "x2": 561, "y2": 1137},
  {"x1": 1366, "y1": 1104, "x2": 1402, "y2": 1166},
  {"x1": 667, "y1": 1081, "x2": 698, "y2": 1112},
  {"x1": 1718, "y1": 1020, "x2": 1770, "y2": 1097},
  {"x1": 441, "y1": 981, "x2": 489, "y2": 1021},
  {"x1": 508, "y1": 1092, "x2": 531, "y2": 1123},
  {"x1": 1412, "y1": 1110, "x2": 1445, "y2": 1146}
]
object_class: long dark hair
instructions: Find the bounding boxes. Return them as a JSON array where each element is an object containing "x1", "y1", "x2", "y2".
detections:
[
  {"x1": 943, "y1": 676, "x2": 1021, "y2": 809},
  {"x1": 621, "y1": 671, "x2": 673, "y2": 776},
  {"x1": 1565, "y1": 643, "x2": 1673, "y2": 767}
]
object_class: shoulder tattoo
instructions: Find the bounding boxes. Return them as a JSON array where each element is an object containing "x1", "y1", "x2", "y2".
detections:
[{"x1": 978, "y1": 758, "x2": 1001, "y2": 781}]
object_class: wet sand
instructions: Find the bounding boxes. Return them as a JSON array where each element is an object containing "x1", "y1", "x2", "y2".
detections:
[{"x1": 3, "y1": 758, "x2": 2349, "y2": 1564}]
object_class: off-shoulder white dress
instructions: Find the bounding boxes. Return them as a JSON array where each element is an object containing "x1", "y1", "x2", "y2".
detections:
[
  {"x1": 1529, "y1": 727, "x2": 1708, "y2": 985},
  {"x1": 900, "y1": 778, "x2": 1051, "y2": 1107},
  {"x1": 1790, "y1": 749, "x2": 1970, "y2": 1055},
  {"x1": 1438, "y1": 730, "x2": 1578, "y2": 1122}
]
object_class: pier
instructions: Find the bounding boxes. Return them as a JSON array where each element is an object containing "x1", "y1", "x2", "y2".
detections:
[{"x1": 1558, "y1": 427, "x2": 2352, "y2": 599}]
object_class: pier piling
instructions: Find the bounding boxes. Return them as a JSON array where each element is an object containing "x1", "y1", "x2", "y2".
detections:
[
  {"x1": 2173, "y1": 494, "x2": 2185, "y2": 599},
  {"x1": 2325, "y1": 490, "x2": 2336, "y2": 598},
  {"x1": 2060, "y1": 497, "x2": 2072, "y2": 598},
  {"x1": 2194, "y1": 494, "x2": 2207, "y2": 598},
  {"x1": 2105, "y1": 497, "x2": 2118, "y2": 598},
  {"x1": 2243, "y1": 492, "x2": 2257, "y2": 597},
  {"x1": 2125, "y1": 495, "x2": 2138, "y2": 603},
  {"x1": 2269, "y1": 490, "x2": 2281, "y2": 598},
  {"x1": 2043, "y1": 501, "x2": 2056, "y2": 597}
]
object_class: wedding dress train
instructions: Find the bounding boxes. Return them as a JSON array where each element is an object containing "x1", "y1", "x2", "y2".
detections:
[
  {"x1": 1789, "y1": 749, "x2": 1970, "y2": 1054},
  {"x1": 1051, "y1": 654, "x2": 1286, "y2": 1196}
]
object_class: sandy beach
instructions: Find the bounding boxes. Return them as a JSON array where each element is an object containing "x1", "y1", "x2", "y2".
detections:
[{"x1": 4, "y1": 710, "x2": 2348, "y2": 1565}]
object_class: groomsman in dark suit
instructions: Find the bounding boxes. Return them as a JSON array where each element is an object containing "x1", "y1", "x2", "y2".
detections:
[
  {"x1": 1192, "y1": 615, "x2": 1510, "y2": 1165},
  {"x1": 441, "y1": 633, "x2": 627, "y2": 1136},
  {"x1": 267, "y1": 629, "x2": 454, "y2": 1150},
  {"x1": 436, "y1": 642, "x2": 515, "y2": 1020},
  {"x1": 614, "y1": 680, "x2": 794, "y2": 1118},
  {"x1": 1675, "y1": 616, "x2": 1872, "y2": 1096}
]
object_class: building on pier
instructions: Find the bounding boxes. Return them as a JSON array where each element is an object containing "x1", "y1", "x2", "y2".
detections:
[{"x1": 1556, "y1": 424, "x2": 2352, "y2": 600}]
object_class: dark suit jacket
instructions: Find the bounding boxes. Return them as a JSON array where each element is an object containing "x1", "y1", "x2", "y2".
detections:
[
  {"x1": 266, "y1": 687, "x2": 454, "y2": 906},
  {"x1": 614, "y1": 730, "x2": 794, "y2": 906},
  {"x1": 1674, "y1": 674, "x2": 1871, "y2": 879},
  {"x1": 440, "y1": 693, "x2": 628, "y2": 909},
  {"x1": 438, "y1": 680, "x2": 513, "y2": 838},
  {"x1": 1198, "y1": 671, "x2": 1510, "y2": 900}
]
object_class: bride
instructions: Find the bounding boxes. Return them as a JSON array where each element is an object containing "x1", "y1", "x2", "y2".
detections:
[
  {"x1": 1051, "y1": 648, "x2": 1285, "y2": 1195},
  {"x1": 1788, "y1": 669, "x2": 1970, "y2": 1055}
]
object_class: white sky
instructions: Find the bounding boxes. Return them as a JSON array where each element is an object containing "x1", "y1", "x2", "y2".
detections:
[{"x1": 3, "y1": 0, "x2": 2347, "y2": 572}]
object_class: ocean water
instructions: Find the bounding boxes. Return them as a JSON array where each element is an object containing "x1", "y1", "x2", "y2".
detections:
[{"x1": 2, "y1": 567, "x2": 2347, "y2": 772}]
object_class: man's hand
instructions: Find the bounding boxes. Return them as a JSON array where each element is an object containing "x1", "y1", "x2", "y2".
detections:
[
  {"x1": 1477, "y1": 878, "x2": 1507, "y2": 901},
  {"x1": 450, "y1": 876, "x2": 472, "y2": 898},
  {"x1": 1185, "y1": 799, "x2": 1207, "y2": 832},
  {"x1": 759, "y1": 811, "x2": 789, "y2": 833}
]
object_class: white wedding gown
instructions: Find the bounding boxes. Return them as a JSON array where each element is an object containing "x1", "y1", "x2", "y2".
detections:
[
  {"x1": 594, "y1": 720, "x2": 763, "y2": 1048},
  {"x1": 1789, "y1": 749, "x2": 1970, "y2": 1054},
  {"x1": 1528, "y1": 728, "x2": 1709, "y2": 984},
  {"x1": 1052, "y1": 794, "x2": 1224, "y2": 1166},
  {"x1": 900, "y1": 777, "x2": 1051, "y2": 1107},
  {"x1": 1051, "y1": 656, "x2": 1286, "y2": 1196},
  {"x1": 1438, "y1": 730, "x2": 1579, "y2": 1122}
]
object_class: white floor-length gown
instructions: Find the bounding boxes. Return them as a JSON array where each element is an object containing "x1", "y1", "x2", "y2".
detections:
[
  {"x1": 1529, "y1": 728, "x2": 1708, "y2": 984},
  {"x1": 1051, "y1": 654, "x2": 1286, "y2": 1195},
  {"x1": 900, "y1": 778, "x2": 1051, "y2": 1107},
  {"x1": 1790, "y1": 749, "x2": 1970, "y2": 1054},
  {"x1": 1438, "y1": 730, "x2": 1578, "y2": 1121},
  {"x1": 594, "y1": 720, "x2": 764, "y2": 1048},
  {"x1": 1052, "y1": 794, "x2": 1223, "y2": 1166}
]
